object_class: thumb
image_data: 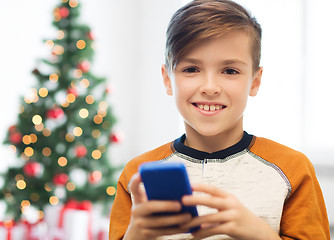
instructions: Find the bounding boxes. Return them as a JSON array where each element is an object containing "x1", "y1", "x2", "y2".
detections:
[{"x1": 129, "y1": 173, "x2": 147, "y2": 205}]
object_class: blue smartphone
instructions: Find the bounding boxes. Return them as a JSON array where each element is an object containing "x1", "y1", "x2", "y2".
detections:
[{"x1": 139, "y1": 161, "x2": 199, "y2": 231}]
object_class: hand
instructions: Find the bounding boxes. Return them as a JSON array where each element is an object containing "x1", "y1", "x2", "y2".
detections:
[
  {"x1": 123, "y1": 173, "x2": 193, "y2": 240},
  {"x1": 181, "y1": 183, "x2": 281, "y2": 240}
]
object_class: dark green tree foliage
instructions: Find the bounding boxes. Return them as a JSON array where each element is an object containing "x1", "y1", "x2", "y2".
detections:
[{"x1": 1, "y1": 0, "x2": 119, "y2": 221}]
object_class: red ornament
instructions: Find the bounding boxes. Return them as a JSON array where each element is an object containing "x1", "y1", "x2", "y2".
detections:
[
  {"x1": 105, "y1": 86, "x2": 114, "y2": 94},
  {"x1": 59, "y1": 7, "x2": 70, "y2": 18},
  {"x1": 87, "y1": 31, "x2": 94, "y2": 40},
  {"x1": 24, "y1": 161, "x2": 42, "y2": 177},
  {"x1": 8, "y1": 125, "x2": 17, "y2": 133},
  {"x1": 109, "y1": 132, "x2": 123, "y2": 143},
  {"x1": 53, "y1": 173, "x2": 69, "y2": 186},
  {"x1": 88, "y1": 171, "x2": 102, "y2": 184},
  {"x1": 75, "y1": 145, "x2": 87, "y2": 158},
  {"x1": 9, "y1": 132, "x2": 22, "y2": 145},
  {"x1": 67, "y1": 87, "x2": 78, "y2": 97},
  {"x1": 47, "y1": 107, "x2": 64, "y2": 119},
  {"x1": 77, "y1": 61, "x2": 90, "y2": 73}
]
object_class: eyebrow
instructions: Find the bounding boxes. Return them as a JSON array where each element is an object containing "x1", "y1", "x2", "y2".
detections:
[{"x1": 180, "y1": 58, "x2": 248, "y2": 66}]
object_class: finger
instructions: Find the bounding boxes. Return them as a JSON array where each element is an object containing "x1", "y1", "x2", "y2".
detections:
[
  {"x1": 132, "y1": 200, "x2": 182, "y2": 217},
  {"x1": 181, "y1": 211, "x2": 233, "y2": 229},
  {"x1": 139, "y1": 225, "x2": 190, "y2": 238},
  {"x1": 139, "y1": 213, "x2": 192, "y2": 228},
  {"x1": 191, "y1": 183, "x2": 229, "y2": 198},
  {"x1": 191, "y1": 223, "x2": 233, "y2": 239},
  {"x1": 182, "y1": 194, "x2": 230, "y2": 210},
  {"x1": 129, "y1": 173, "x2": 147, "y2": 204}
]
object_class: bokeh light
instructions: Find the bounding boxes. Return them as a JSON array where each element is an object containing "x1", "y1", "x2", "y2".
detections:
[
  {"x1": 53, "y1": 45, "x2": 64, "y2": 55},
  {"x1": 24, "y1": 147, "x2": 34, "y2": 157},
  {"x1": 80, "y1": 79, "x2": 90, "y2": 88},
  {"x1": 73, "y1": 69, "x2": 82, "y2": 78},
  {"x1": 35, "y1": 123, "x2": 44, "y2": 132},
  {"x1": 67, "y1": 93, "x2": 76, "y2": 103},
  {"x1": 92, "y1": 129, "x2": 101, "y2": 138},
  {"x1": 85, "y1": 95, "x2": 95, "y2": 104},
  {"x1": 58, "y1": 157, "x2": 68, "y2": 167},
  {"x1": 49, "y1": 196, "x2": 59, "y2": 205},
  {"x1": 106, "y1": 186, "x2": 116, "y2": 196},
  {"x1": 22, "y1": 135, "x2": 32, "y2": 145},
  {"x1": 79, "y1": 108, "x2": 89, "y2": 118},
  {"x1": 32, "y1": 115, "x2": 42, "y2": 125},
  {"x1": 17, "y1": 180, "x2": 26, "y2": 190},
  {"x1": 30, "y1": 193, "x2": 40, "y2": 202},
  {"x1": 49, "y1": 73, "x2": 59, "y2": 82},
  {"x1": 56, "y1": 30, "x2": 65, "y2": 40},
  {"x1": 69, "y1": 0, "x2": 78, "y2": 8},
  {"x1": 65, "y1": 133, "x2": 75, "y2": 142},
  {"x1": 93, "y1": 115, "x2": 103, "y2": 124},
  {"x1": 76, "y1": 40, "x2": 86, "y2": 49},
  {"x1": 42, "y1": 147, "x2": 52, "y2": 157},
  {"x1": 45, "y1": 40, "x2": 54, "y2": 49},
  {"x1": 30, "y1": 134, "x2": 38, "y2": 143},
  {"x1": 39, "y1": 87, "x2": 49, "y2": 97},
  {"x1": 92, "y1": 150, "x2": 101, "y2": 160},
  {"x1": 66, "y1": 182, "x2": 76, "y2": 191},
  {"x1": 42, "y1": 128, "x2": 52, "y2": 137},
  {"x1": 73, "y1": 127, "x2": 83, "y2": 137}
]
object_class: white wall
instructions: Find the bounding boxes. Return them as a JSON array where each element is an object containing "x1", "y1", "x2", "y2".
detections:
[{"x1": 99, "y1": 0, "x2": 184, "y2": 164}]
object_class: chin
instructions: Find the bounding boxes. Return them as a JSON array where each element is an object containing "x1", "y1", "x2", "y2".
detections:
[{"x1": 194, "y1": 126, "x2": 227, "y2": 137}]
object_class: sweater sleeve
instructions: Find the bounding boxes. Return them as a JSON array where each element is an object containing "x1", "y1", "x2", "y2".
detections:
[
  {"x1": 249, "y1": 137, "x2": 330, "y2": 239},
  {"x1": 279, "y1": 155, "x2": 330, "y2": 239}
]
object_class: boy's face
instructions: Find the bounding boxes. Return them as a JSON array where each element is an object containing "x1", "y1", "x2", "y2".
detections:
[{"x1": 162, "y1": 30, "x2": 262, "y2": 140}]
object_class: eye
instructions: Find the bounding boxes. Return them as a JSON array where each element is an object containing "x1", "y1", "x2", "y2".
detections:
[
  {"x1": 183, "y1": 67, "x2": 199, "y2": 73},
  {"x1": 223, "y1": 68, "x2": 239, "y2": 75}
]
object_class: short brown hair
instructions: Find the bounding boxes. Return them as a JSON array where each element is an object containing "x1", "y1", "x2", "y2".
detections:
[{"x1": 165, "y1": 0, "x2": 262, "y2": 73}]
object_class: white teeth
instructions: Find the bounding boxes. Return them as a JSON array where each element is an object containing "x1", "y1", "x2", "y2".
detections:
[{"x1": 196, "y1": 104, "x2": 224, "y2": 111}]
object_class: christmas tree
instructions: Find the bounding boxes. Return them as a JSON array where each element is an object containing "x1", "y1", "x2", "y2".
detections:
[{"x1": 1, "y1": 0, "x2": 120, "y2": 222}]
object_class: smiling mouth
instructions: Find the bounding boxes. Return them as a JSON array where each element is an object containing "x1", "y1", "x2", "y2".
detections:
[{"x1": 193, "y1": 103, "x2": 226, "y2": 111}]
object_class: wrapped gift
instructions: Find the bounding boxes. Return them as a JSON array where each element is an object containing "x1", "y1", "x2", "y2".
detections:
[
  {"x1": 0, "y1": 221, "x2": 25, "y2": 240},
  {"x1": 47, "y1": 199, "x2": 92, "y2": 240},
  {"x1": 44, "y1": 204, "x2": 64, "y2": 240},
  {"x1": 97, "y1": 231, "x2": 107, "y2": 240},
  {"x1": 22, "y1": 220, "x2": 48, "y2": 240},
  {"x1": 94, "y1": 216, "x2": 109, "y2": 240}
]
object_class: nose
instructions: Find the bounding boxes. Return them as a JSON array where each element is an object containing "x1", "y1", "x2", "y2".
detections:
[{"x1": 200, "y1": 73, "x2": 221, "y2": 95}]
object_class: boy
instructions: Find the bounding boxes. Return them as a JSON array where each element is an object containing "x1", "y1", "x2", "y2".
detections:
[{"x1": 109, "y1": 0, "x2": 330, "y2": 239}]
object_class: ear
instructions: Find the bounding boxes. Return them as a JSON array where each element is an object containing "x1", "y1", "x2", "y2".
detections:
[
  {"x1": 249, "y1": 67, "x2": 263, "y2": 97},
  {"x1": 161, "y1": 64, "x2": 173, "y2": 96}
]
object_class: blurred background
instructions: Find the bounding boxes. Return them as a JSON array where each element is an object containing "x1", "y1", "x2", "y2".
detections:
[{"x1": 0, "y1": 0, "x2": 333, "y2": 234}]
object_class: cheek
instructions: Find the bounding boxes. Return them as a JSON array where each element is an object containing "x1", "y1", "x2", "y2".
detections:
[
  {"x1": 174, "y1": 78, "x2": 193, "y2": 98},
  {"x1": 226, "y1": 82, "x2": 250, "y2": 106}
]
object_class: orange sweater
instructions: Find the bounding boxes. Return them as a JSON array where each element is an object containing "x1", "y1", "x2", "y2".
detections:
[{"x1": 109, "y1": 132, "x2": 330, "y2": 239}]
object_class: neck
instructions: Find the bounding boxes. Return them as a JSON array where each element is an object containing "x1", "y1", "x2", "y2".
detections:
[{"x1": 184, "y1": 125, "x2": 244, "y2": 153}]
